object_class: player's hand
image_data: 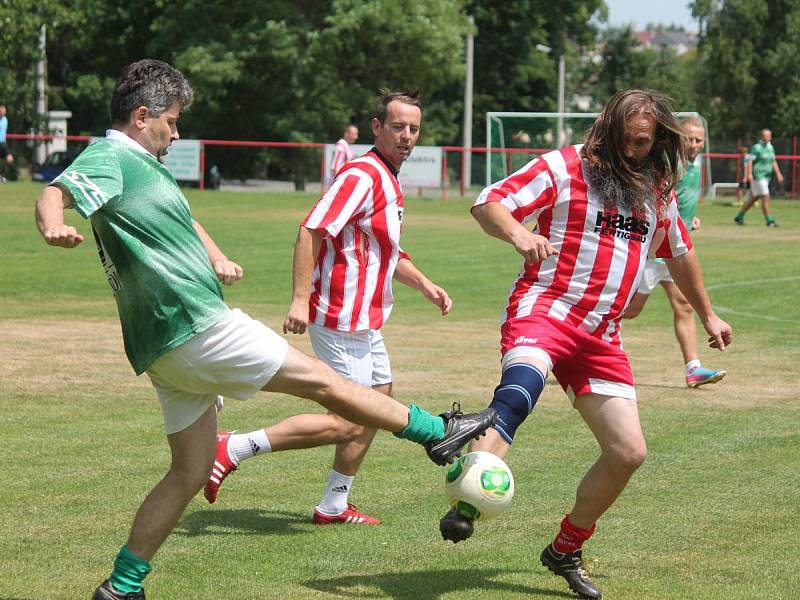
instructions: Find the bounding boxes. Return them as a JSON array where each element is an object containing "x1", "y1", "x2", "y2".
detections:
[
  {"x1": 513, "y1": 232, "x2": 557, "y2": 264},
  {"x1": 212, "y1": 259, "x2": 244, "y2": 285},
  {"x1": 703, "y1": 315, "x2": 732, "y2": 351},
  {"x1": 692, "y1": 217, "x2": 701, "y2": 231},
  {"x1": 422, "y1": 283, "x2": 453, "y2": 316},
  {"x1": 42, "y1": 225, "x2": 84, "y2": 248},
  {"x1": 777, "y1": 173, "x2": 784, "y2": 183},
  {"x1": 283, "y1": 298, "x2": 309, "y2": 334}
]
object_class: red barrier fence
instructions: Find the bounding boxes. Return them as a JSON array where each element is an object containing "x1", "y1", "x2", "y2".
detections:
[{"x1": 7, "y1": 133, "x2": 800, "y2": 198}]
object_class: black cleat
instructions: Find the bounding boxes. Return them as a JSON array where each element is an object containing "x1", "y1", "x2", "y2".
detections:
[
  {"x1": 425, "y1": 403, "x2": 496, "y2": 466},
  {"x1": 439, "y1": 507, "x2": 475, "y2": 543},
  {"x1": 92, "y1": 580, "x2": 145, "y2": 600},
  {"x1": 540, "y1": 544, "x2": 602, "y2": 599}
]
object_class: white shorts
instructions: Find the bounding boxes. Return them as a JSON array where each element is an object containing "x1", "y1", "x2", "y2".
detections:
[
  {"x1": 147, "y1": 309, "x2": 289, "y2": 434},
  {"x1": 308, "y1": 323, "x2": 392, "y2": 387},
  {"x1": 637, "y1": 260, "x2": 672, "y2": 295},
  {"x1": 750, "y1": 178, "x2": 770, "y2": 196}
]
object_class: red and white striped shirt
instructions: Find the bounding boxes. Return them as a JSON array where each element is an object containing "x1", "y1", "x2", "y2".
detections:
[
  {"x1": 304, "y1": 149, "x2": 410, "y2": 331},
  {"x1": 330, "y1": 138, "x2": 355, "y2": 177},
  {"x1": 474, "y1": 144, "x2": 692, "y2": 346}
]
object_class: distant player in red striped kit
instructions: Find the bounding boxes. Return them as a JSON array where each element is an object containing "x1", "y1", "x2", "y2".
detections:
[
  {"x1": 438, "y1": 90, "x2": 733, "y2": 599},
  {"x1": 329, "y1": 124, "x2": 359, "y2": 181},
  {"x1": 205, "y1": 90, "x2": 455, "y2": 525}
]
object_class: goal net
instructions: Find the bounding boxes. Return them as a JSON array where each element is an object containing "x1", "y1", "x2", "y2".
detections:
[{"x1": 486, "y1": 111, "x2": 712, "y2": 191}]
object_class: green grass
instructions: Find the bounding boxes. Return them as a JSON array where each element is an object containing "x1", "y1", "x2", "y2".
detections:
[{"x1": 1, "y1": 182, "x2": 799, "y2": 599}]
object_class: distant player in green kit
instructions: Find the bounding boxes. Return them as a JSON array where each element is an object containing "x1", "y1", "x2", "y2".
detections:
[
  {"x1": 34, "y1": 59, "x2": 494, "y2": 600},
  {"x1": 625, "y1": 116, "x2": 726, "y2": 388},
  {"x1": 735, "y1": 128, "x2": 784, "y2": 227}
]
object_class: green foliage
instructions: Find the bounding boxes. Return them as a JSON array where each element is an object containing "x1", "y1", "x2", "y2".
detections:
[
  {"x1": 466, "y1": 0, "x2": 607, "y2": 143},
  {"x1": 696, "y1": 0, "x2": 800, "y2": 141},
  {"x1": 587, "y1": 26, "x2": 700, "y2": 112}
]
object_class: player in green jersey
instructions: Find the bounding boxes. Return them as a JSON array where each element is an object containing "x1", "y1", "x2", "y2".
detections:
[
  {"x1": 35, "y1": 60, "x2": 495, "y2": 600},
  {"x1": 625, "y1": 116, "x2": 726, "y2": 388},
  {"x1": 735, "y1": 128, "x2": 784, "y2": 227}
]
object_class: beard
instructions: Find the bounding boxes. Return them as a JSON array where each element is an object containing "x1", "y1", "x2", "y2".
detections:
[{"x1": 587, "y1": 158, "x2": 658, "y2": 213}]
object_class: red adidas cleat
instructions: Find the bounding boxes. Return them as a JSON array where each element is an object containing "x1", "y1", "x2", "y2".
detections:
[
  {"x1": 204, "y1": 431, "x2": 238, "y2": 504},
  {"x1": 312, "y1": 503, "x2": 381, "y2": 525}
]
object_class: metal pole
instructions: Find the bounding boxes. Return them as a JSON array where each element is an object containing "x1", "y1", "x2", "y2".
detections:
[
  {"x1": 462, "y1": 15, "x2": 474, "y2": 193},
  {"x1": 557, "y1": 53, "x2": 565, "y2": 146},
  {"x1": 35, "y1": 24, "x2": 48, "y2": 165}
]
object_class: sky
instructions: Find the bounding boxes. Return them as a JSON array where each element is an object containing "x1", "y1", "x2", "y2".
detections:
[{"x1": 604, "y1": 0, "x2": 698, "y2": 32}]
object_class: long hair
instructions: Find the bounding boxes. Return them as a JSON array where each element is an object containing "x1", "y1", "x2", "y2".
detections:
[{"x1": 583, "y1": 89, "x2": 685, "y2": 205}]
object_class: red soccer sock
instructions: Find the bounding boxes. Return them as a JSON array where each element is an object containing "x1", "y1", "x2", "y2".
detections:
[{"x1": 552, "y1": 514, "x2": 596, "y2": 554}]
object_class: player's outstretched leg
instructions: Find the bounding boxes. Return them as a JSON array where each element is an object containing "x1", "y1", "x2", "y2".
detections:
[
  {"x1": 424, "y1": 402, "x2": 497, "y2": 466},
  {"x1": 540, "y1": 544, "x2": 602, "y2": 600},
  {"x1": 439, "y1": 360, "x2": 545, "y2": 542}
]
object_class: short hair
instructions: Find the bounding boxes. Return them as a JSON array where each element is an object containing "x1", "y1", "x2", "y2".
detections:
[
  {"x1": 344, "y1": 123, "x2": 357, "y2": 133},
  {"x1": 583, "y1": 89, "x2": 685, "y2": 202},
  {"x1": 375, "y1": 89, "x2": 421, "y2": 124},
  {"x1": 110, "y1": 60, "x2": 193, "y2": 125}
]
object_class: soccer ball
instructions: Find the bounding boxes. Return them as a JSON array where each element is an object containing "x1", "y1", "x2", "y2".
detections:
[{"x1": 444, "y1": 451, "x2": 514, "y2": 521}]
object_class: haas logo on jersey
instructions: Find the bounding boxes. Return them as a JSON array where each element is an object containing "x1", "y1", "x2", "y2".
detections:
[{"x1": 593, "y1": 211, "x2": 649, "y2": 242}]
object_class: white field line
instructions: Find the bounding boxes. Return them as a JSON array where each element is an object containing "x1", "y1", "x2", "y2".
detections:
[{"x1": 707, "y1": 275, "x2": 800, "y2": 324}]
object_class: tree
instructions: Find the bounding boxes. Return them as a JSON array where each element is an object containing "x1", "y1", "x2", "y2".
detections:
[
  {"x1": 589, "y1": 27, "x2": 700, "y2": 111},
  {"x1": 695, "y1": 0, "x2": 800, "y2": 143},
  {"x1": 465, "y1": 0, "x2": 607, "y2": 144}
]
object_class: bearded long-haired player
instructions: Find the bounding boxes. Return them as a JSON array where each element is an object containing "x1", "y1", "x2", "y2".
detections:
[{"x1": 439, "y1": 89, "x2": 732, "y2": 599}]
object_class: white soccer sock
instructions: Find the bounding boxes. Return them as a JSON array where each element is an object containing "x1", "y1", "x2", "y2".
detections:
[
  {"x1": 685, "y1": 359, "x2": 702, "y2": 375},
  {"x1": 316, "y1": 470, "x2": 355, "y2": 515},
  {"x1": 228, "y1": 430, "x2": 271, "y2": 463}
]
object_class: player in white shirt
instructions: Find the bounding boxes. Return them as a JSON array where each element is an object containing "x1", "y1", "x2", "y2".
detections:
[
  {"x1": 205, "y1": 91, "x2": 458, "y2": 526},
  {"x1": 438, "y1": 90, "x2": 732, "y2": 600}
]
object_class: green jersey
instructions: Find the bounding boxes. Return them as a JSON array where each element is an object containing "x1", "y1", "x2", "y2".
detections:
[
  {"x1": 749, "y1": 140, "x2": 776, "y2": 180},
  {"x1": 54, "y1": 131, "x2": 229, "y2": 374},
  {"x1": 675, "y1": 154, "x2": 702, "y2": 225}
]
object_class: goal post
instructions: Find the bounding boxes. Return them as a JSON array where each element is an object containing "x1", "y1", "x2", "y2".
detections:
[{"x1": 485, "y1": 111, "x2": 712, "y2": 192}]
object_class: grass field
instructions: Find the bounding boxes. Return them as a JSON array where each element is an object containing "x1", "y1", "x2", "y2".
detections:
[{"x1": 1, "y1": 182, "x2": 799, "y2": 599}]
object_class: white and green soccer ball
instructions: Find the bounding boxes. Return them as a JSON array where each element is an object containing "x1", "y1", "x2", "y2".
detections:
[{"x1": 444, "y1": 451, "x2": 514, "y2": 521}]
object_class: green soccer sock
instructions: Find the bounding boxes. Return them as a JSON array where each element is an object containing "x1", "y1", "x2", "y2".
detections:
[
  {"x1": 109, "y1": 544, "x2": 152, "y2": 594},
  {"x1": 393, "y1": 404, "x2": 446, "y2": 444},
  {"x1": 735, "y1": 210, "x2": 745, "y2": 221},
  {"x1": 766, "y1": 216, "x2": 775, "y2": 224}
]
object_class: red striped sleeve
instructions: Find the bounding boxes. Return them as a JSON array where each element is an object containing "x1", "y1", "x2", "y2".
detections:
[
  {"x1": 478, "y1": 158, "x2": 557, "y2": 223},
  {"x1": 303, "y1": 174, "x2": 368, "y2": 236},
  {"x1": 654, "y1": 195, "x2": 693, "y2": 258}
]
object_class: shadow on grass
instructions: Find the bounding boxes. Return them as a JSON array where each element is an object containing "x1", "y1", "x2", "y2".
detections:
[
  {"x1": 175, "y1": 508, "x2": 309, "y2": 537},
  {"x1": 304, "y1": 567, "x2": 574, "y2": 599}
]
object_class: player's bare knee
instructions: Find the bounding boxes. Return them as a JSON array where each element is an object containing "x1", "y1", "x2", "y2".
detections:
[
  {"x1": 329, "y1": 416, "x2": 365, "y2": 442},
  {"x1": 609, "y1": 442, "x2": 647, "y2": 471},
  {"x1": 171, "y1": 458, "x2": 214, "y2": 493}
]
